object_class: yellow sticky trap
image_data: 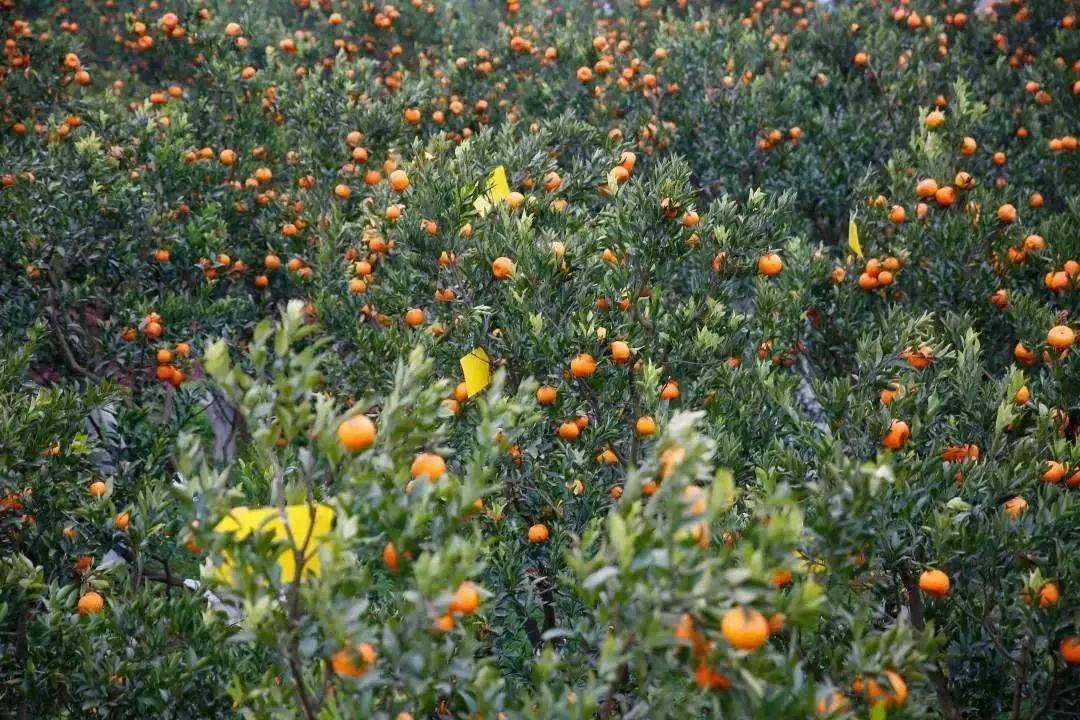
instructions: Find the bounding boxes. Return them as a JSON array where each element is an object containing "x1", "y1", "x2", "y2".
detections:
[
  {"x1": 473, "y1": 166, "x2": 511, "y2": 216},
  {"x1": 847, "y1": 218, "x2": 862, "y2": 258},
  {"x1": 213, "y1": 503, "x2": 334, "y2": 584},
  {"x1": 459, "y1": 347, "x2": 491, "y2": 397}
]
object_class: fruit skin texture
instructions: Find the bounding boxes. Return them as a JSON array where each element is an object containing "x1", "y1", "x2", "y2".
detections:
[
  {"x1": 77, "y1": 591, "x2": 104, "y2": 615},
  {"x1": 410, "y1": 452, "x2": 447, "y2": 481},
  {"x1": 569, "y1": 353, "x2": 597, "y2": 378},
  {"x1": 635, "y1": 415, "x2": 657, "y2": 436},
  {"x1": 882, "y1": 419, "x2": 910, "y2": 449},
  {"x1": 918, "y1": 569, "x2": 950, "y2": 596},
  {"x1": 492, "y1": 256, "x2": 514, "y2": 279},
  {"x1": 338, "y1": 415, "x2": 376, "y2": 451},
  {"x1": 1061, "y1": 637, "x2": 1080, "y2": 665},
  {"x1": 536, "y1": 385, "x2": 558, "y2": 405},
  {"x1": 720, "y1": 606, "x2": 769, "y2": 650},
  {"x1": 527, "y1": 523, "x2": 549, "y2": 543},
  {"x1": 757, "y1": 253, "x2": 783, "y2": 276},
  {"x1": 1047, "y1": 325, "x2": 1075, "y2": 350}
]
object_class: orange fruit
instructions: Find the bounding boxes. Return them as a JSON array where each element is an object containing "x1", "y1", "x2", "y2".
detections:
[
  {"x1": 410, "y1": 452, "x2": 446, "y2": 481},
  {"x1": 331, "y1": 643, "x2": 376, "y2": 678},
  {"x1": 448, "y1": 582, "x2": 480, "y2": 615},
  {"x1": 78, "y1": 591, "x2": 104, "y2": 615},
  {"x1": 492, "y1": 256, "x2": 514, "y2": 279},
  {"x1": 660, "y1": 381, "x2": 680, "y2": 401},
  {"x1": 610, "y1": 341, "x2": 631, "y2": 364},
  {"x1": 528, "y1": 523, "x2": 550, "y2": 543},
  {"x1": 1060, "y1": 636, "x2": 1080, "y2": 665},
  {"x1": 757, "y1": 253, "x2": 783, "y2": 276},
  {"x1": 383, "y1": 542, "x2": 399, "y2": 573},
  {"x1": 338, "y1": 415, "x2": 376, "y2": 451},
  {"x1": 114, "y1": 512, "x2": 130, "y2": 530},
  {"x1": 815, "y1": 691, "x2": 848, "y2": 716},
  {"x1": 1047, "y1": 325, "x2": 1075, "y2": 350},
  {"x1": 570, "y1": 353, "x2": 597, "y2": 378},
  {"x1": 996, "y1": 203, "x2": 1017, "y2": 223},
  {"x1": 404, "y1": 308, "x2": 425, "y2": 326},
  {"x1": 918, "y1": 568, "x2": 950, "y2": 596},
  {"x1": 1041, "y1": 461, "x2": 1066, "y2": 483},
  {"x1": 720, "y1": 606, "x2": 769, "y2": 650},
  {"x1": 882, "y1": 419, "x2": 910, "y2": 449},
  {"x1": 635, "y1": 416, "x2": 657, "y2": 436},
  {"x1": 1039, "y1": 582, "x2": 1060, "y2": 608},
  {"x1": 557, "y1": 421, "x2": 580, "y2": 441},
  {"x1": 88, "y1": 480, "x2": 107, "y2": 497},
  {"x1": 389, "y1": 169, "x2": 410, "y2": 192},
  {"x1": 1004, "y1": 496, "x2": 1028, "y2": 520},
  {"x1": 536, "y1": 385, "x2": 558, "y2": 405}
]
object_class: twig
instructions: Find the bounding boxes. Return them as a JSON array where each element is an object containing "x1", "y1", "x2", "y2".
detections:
[
  {"x1": 45, "y1": 301, "x2": 99, "y2": 382},
  {"x1": 897, "y1": 562, "x2": 960, "y2": 720}
]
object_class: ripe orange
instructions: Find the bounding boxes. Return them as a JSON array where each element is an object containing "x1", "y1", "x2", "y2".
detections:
[
  {"x1": 536, "y1": 385, "x2": 558, "y2": 405},
  {"x1": 570, "y1": 353, "x2": 597, "y2": 378},
  {"x1": 915, "y1": 178, "x2": 938, "y2": 198},
  {"x1": 815, "y1": 691, "x2": 848, "y2": 716},
  {"x1": 720, "y1": 606, "x2": 769, "y2": 650},
  {"x1": 334, "y1": 183, "x2": 352, "y2": 199},
  {"x1": 610, "y1": 341, "x2": 631, "y2": 364},
  {"x1": 1041, "y1": 461, "x2": 1066, "y2": 483},
  {"x1": 331, "y1": 643, "x2": 376, "y2": 678},
  {"x1": 528, "y1": 523, "x2": 550, "y2": 543},
  {"x1": 389, "y1": 169, "x2": 410, "y2": 192},
  {"x1": 383, "y1": 542, "x2": 399, "y2": 573},
  {"x1": 405, "y1": 308, "x2": 425, "y2": 326},
  {"x1": 88, "y1": 480, "x2": 107, "y2": 497},
  {"x1": 1039, "y1": 582, "x2": 1060, "y2": 608},
  {"x1": 757, "y1": 253, "x2": 783, "y2": 276},
  {"x1": 557, "y1": 421, "x2": 580, "y2": 441},
  {"x1": 635, "y1": 416, "x2": 657, "y2": 436},
  {"x1": 338, "y1": 415, "x2": 376, "y2": 451},
  {"x1": 410, "y1": 452, "x2": 447, "y2": 482},
  {"x1": 996, "y1": 203, "x2": 1017, "y2": 223},
  {"x1": 882, "y1": 419, "x2": 910, "y2": 449},
  {"x1": 1060, "y1": 636, "x2": 1080, "y2": 665},
  {"x1": 114, "y1": 512, "x2": 130, "y2": 530},
  {"x1": 1004, "y1": 496, "x2": 1028, "y2": 520},
  {"x1": 78, "y1": 591, "x2": 104, "y2": 615},
  {"x1": 1047, "y1": 325, "x2": 1075, "y2": 350},
  {"x1": 448, "y1": 582, "x2": 480, "y2": 615},
  {"x1": 862, "y1": 670, "x2": 907, "y2": 708},
  {"x1": 918, "y1": 568, "x2": 950, "y2": 596},
  {"x1": 492, "y1": 256, "x2": 514, "y2": 279},
  {"x1": 660, "y1": 381, "x2": 680, "y2": 400}
]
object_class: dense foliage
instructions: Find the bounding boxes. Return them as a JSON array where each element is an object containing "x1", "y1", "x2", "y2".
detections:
[{"x1": 2, "y1": 0, "x2": 1080, "y2": 717}]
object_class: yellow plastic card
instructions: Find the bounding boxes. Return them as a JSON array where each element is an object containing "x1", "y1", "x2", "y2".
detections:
[
  {"x1": 473, "y1": 166, "x2": 511, "y2": 216},
  {"x1": 847, "y1": 218, "x2": 863, "y2": 258},
  {"x1": 459, "y1": 347, "x2": 491, "y2": 397},
  {"x1": 213, "y1": 503, "x2": 334, "y2": 584}
]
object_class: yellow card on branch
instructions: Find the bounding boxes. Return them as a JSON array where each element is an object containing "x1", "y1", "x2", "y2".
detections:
[
  {"x1": 473, "y1": 166, "x2": 511, "y2": 216},
  {"x1": 847, "y1": 218, "x2": 863, "y2": 258},
  {"x1": 213, "y1": 503, "x2": 334, "y2": 584},
  {"x1": 459, "y1": 347, "x2": 491, "y2": 397}
]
